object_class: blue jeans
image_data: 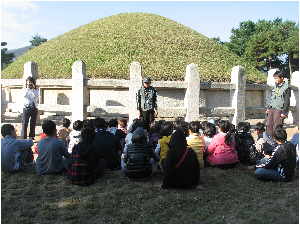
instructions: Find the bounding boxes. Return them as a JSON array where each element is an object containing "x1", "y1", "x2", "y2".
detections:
[{"x1": 255, "y1": 168, "x2": 285, "y2": 181}]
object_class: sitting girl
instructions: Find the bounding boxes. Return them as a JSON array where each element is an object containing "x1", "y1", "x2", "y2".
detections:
[
  {"x1": 205, "y1": 120, "x2": 238, "y2": 169},
  {"x1": 155, "y1": 121, "x2": 173, "y2": 174}
]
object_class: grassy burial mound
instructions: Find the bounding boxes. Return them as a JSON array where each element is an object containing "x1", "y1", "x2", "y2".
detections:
[{"x1": 2, "y1": 13, "x2": 266, "y2": 83}]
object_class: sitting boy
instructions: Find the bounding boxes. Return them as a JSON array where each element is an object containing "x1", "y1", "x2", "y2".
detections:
[
  {"x1": 1, "y1": 124, "x2": 34, "y2": 173},
  {"x1": 35, "y1": 120, "x2": 71, "y2": 174},
  {"x1": 248, "y1": 127, "x2": 296, "y2": 182},
  {"x1": 67, "y1": 120, "x2": 84, "y2": 153},
  {"x1": 58, "y1": 118, "x2": 71, "y2": 145},
  {"x1": 186, "y1": 121, "x2": 206, "y2": 168},
  {"x1": 67, "y1": 128, "x2": 107, "y2": 185}
]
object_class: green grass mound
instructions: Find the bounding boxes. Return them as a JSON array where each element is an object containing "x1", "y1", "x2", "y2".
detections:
[{"x1": 2, "y1": 13, "x2": 266, "y2": 83}]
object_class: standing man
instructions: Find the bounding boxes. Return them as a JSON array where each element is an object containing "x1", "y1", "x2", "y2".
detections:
[
  {"x1": 21, "y1": 76, "x2": 39, "y2": 140},
  {"x1": 137, "y1": 77, "x2": 158, "y2": 131},
  {"x1": 266, "y1": 71, "x2": 290, "y2": 137}
]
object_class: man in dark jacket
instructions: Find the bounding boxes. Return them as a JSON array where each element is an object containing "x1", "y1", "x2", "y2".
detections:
[
  {"x1": 93, "y1": 118, "x2": 121, "y2": 170},
  {"x1": 137, "y1": 77, "x2": 158, "y2": 132},
  {"x1": 266, "y1": 71, "x2": 290, "y2": 137},
  {"x1": 155, "y1": 128, "x2": 204, "y2": 190},
  {"x1": 248, "y1": 127, "x2": 296, "y2": 181}
]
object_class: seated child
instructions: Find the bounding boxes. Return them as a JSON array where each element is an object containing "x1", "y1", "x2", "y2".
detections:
[
  {"x1": 107, "y1": 119, "x2": 126, "y2": 155},
  {"x1": 123, "y1": 120, "x2": 144, "y2": 153},
  {"x1": 1, "y1": 124, "x2": 34, "y2": 173},
  {"x1": 155, "y1": 121, "x2": 173, "y2": 174},
  {"x1": 203, "y1": 122, "x2": 216, "y2": 152},
  {"x1": 93, "y1": 118, "x2": 121, "y2": 171},
  {"x1": 206, "y1": 120, "x2": 238, "y2": 169},
  {"x1": 67, "y1": 128, "x2": 107, "y2": 186},
  {"x1": 199, "y1": 121, "x2": 207, "y2": 137},
  {"x1": 123, "y1": 127, "x2": 160, "y2": 180},
  {"x1": 67, "y1": 120, "x2": 84, "y2": 153},
  {"x1": 35, "y1": 120, "x2": 71, "y2": 174},
  {"x1": 83, "y1": 119, "x2": 94, "y2": 129},
  {"x1": 255, "y1": 122, "x2": 278, "y2": 158},
  {"x1": 248, "y1": 127, "x2": 296, "y2": 182},
  {"x1": 186, "y1": 121, "x2": 206, "y2": 168},
  {"x1": 235, "y1": 122, "x2": 257, "y2": 165},
  {"x1": 149, "y1": 120, "x2": 165, "y2": 150},
  {"x1": 121, "y1": 120, "x2": 144, "y2": 169},
  {"x1": 35, "y1": 119, "x2": 59, "y2": 154},
  {"x1": 290, "y1": 122, "x2": 299, "y2": 167},
  {"x1": 58, "y1": 118, "x2": 71, "y2": 145},
  {"x1": 118, "y1": 118, "x2": 128, "y2": 134},
  {"x1": 155, "y1": 128, "x2": 204, "y2": 190}
]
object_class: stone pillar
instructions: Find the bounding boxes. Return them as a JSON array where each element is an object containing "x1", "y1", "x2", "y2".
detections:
[
  {"x1": 72, "y1": 60, "x2": 88, "y2": 122},
  {"x1": 229, "y1": 65, "x2": 246, "y2": 126},
  {"x1": 1, "y1": 84, "x2": 5, "y2": 122},
  {"x1": 128, "y1": 62, "x2": 142, "y2": 125},
  {"x1": 184, "y1": 63, "x2": 200, "y2": 122},
  {"x1": 23, "y1": 61, "x2": 39, "y2": 88},
  {"x1": 287, "y1": 71, "x2": 299, "y2": 124}
]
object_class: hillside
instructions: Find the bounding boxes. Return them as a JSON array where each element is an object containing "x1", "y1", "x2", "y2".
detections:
[{"x1": 2, "y1": 13, "x2": 266, "y2": 83}]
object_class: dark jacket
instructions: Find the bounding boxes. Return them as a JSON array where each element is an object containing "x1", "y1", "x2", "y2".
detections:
[
  {"x1": 235, "y1": 132, "x2": 256, "y2": 165},
  {"x1": 123, "y1": 127, "x2": 160, "y2": 179},
  {"x1": 124, "y1": 142, "x2": 159, "y2": 179},
  {"x1": 93, "y1": 128, "x2": 120, "y2": 170},
  {"x1": 255, "y1": 141, "x2": 296, "y2": 181},
  {"x1": 162, "y1": 129, "x2": 200, "y2": 189}
]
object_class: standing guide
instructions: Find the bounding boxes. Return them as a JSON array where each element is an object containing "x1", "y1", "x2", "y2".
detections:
[
  {"x1": 266, "y1": 71, "x2": 291, "y2": 137},
  {"x1": 136, "y1": 77, "x2": 158, "y2": 131}
]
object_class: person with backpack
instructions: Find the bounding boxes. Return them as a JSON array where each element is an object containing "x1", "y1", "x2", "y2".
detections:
[{"x1": 155, "y1": 128, "x2": 204, "y2": 190}]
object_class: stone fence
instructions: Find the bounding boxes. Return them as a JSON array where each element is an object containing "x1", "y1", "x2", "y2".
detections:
[{"x1": 1, "y1": 61, "x2": 299, "y2": 126}]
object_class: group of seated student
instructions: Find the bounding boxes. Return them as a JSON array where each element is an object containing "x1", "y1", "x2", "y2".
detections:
[{"x1": 1, "y1": 117, "x2": 298, "y2": 188}]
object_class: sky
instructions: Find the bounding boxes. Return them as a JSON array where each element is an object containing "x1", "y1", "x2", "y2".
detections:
[{"x1": 1, "y1": 1, "x2": 299, "y2": 50}]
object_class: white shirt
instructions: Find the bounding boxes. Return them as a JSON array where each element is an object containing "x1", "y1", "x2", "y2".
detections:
[{"x1": 23, "y1": 87, "x2": 39, "y2": 108}]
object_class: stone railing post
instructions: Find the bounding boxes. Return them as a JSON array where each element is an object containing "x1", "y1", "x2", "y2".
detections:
[
  {"x1": 287, "y1": 71, "x2": 299, "y2": 124},
  {"x1": 129, "y1": 62, "x2": 142, "y2": 125},
  {"x1": 1, "y1": 84, "x2": 5, "y2": 121},
  {"x1": 23, "y1": 61, "x2": 39, "y2": 88},
  {"x1": 229, "y1": 65, "x2": 246, "y2": 125},
  {"x1": 22, "y1": 61, "x2": 40, "y2": 123},
  {"x1": 72, "y1": 60, "x2": 88, "y2": 122},
  {"x1": 184, "y1": 63, "x2": 200, "y2": 122}
]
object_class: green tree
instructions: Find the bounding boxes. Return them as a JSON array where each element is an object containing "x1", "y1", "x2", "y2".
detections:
[
  {"x1": 30, "y1": 34, "x2": 47, "y2": 47},
  {"x1": 281, "y1": 21, "x2": 299, "y2": 77},
  {"x1": 228, "y1": 20, "x2": 256, "y2": 57},
  {"x1": 245, "y1": 19, "x2": 283, "y2": 72},
  {"x1": 226, "y1": 18, "x2": 299, "y2": 75},
  {"x1": 1, "y1": 42, "x2": 15, "y2": 70},
  {"x1": 211, "y1": 36, "x2": 224, "y2": 44}
]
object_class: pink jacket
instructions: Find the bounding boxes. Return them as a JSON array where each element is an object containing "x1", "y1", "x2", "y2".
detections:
[{"x1": 206, "y1": 132, "x2": 238, "y2": 165}]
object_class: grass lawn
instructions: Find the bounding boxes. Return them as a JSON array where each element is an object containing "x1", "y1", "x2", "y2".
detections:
[{"x1": 1, "y1": 162, "x2": 298, "y2": 224}]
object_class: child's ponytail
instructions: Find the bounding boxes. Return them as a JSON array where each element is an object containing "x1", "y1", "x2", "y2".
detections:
[{"x1": 218, "y1": 120, "x2": 236, "y2": 146}]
